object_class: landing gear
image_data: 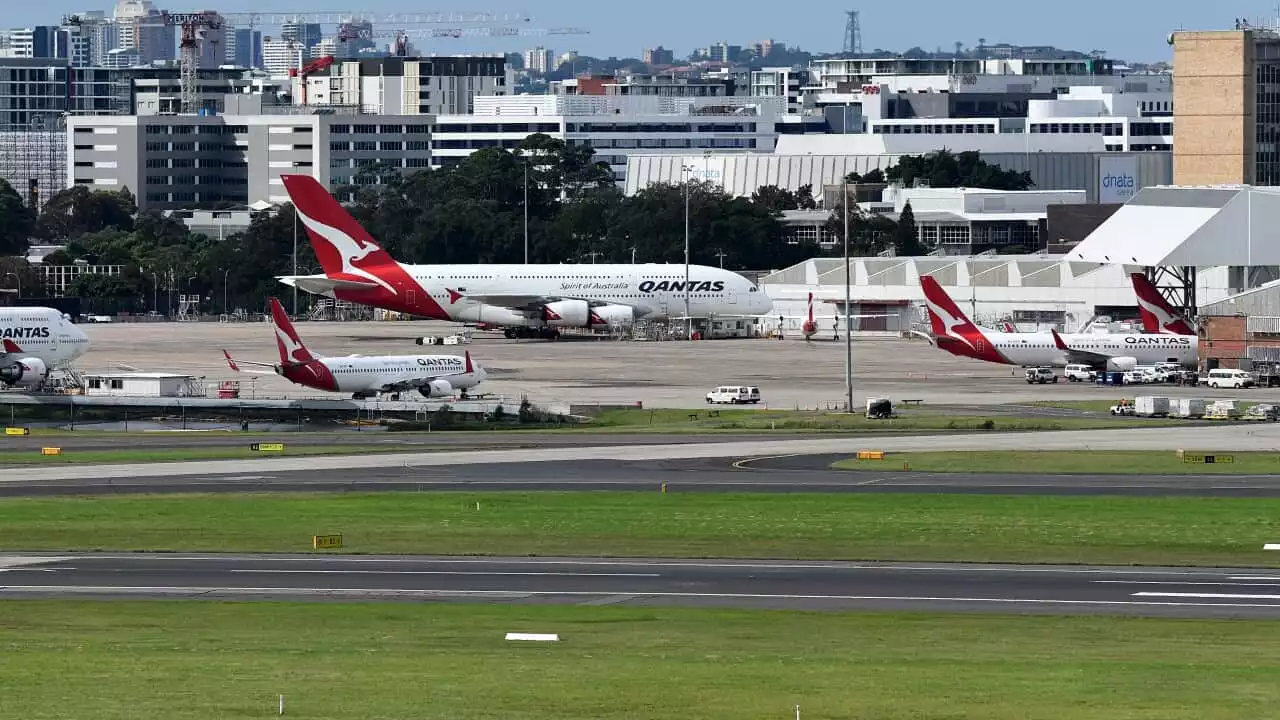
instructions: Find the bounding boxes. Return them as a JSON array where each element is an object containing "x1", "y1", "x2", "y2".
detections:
[{"x1": 503, "y1": 327, "x2": 561, "y2": 340}]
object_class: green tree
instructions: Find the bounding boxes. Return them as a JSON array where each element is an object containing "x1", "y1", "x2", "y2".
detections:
[
  {"x1": 845, "y1": 168, "x2": 885, "y2": 185},
  {"x1": 35, "y1": 186, "x2": 135, "y2": 241},
  {"x1": 66, "y1": 273, "x2": 139, "y2": 299},
  {"x1": 0, "y1": 178, "x2": 34, "y2": 256},
  {"x1": 885, "y1": 150, "x2": 1033, "y2": 190},
  {"x1": 894, "y1": 202, "x2": 922, "y2": 256}
]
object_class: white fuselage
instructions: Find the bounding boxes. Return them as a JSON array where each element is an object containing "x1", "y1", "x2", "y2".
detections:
[
  {"x1": 0, "y1": 308, "x2": 90, "y2": 367},
  {"x1": 320, "y1": 355, "x2": 485, "y2": 394},
  {"x1": 986, "y1": 331, "x2": 1198, "y2": 367}
]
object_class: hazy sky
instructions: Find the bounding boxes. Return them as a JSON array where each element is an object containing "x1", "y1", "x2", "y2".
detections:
[{"x1": 17, "y1": 0, "x2": 1268, "y2": 63}]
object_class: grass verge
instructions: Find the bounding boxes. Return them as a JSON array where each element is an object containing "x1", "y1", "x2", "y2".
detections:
[
  {"x1": 1, "y1": 600, "x2": 1278, "y2": 720},
  {"x1": 832, "y1": 450, "x2": 1280, "y2": 475},
  {"x1": 584, "y1": 407, "x2": 1158, "y2": 432},
  {"x1": 2, "y1": 491, "x2": 1279, "y2": 566},
  {"x1": 0, "y1": 444, "x2": 443, "y2": 465}
]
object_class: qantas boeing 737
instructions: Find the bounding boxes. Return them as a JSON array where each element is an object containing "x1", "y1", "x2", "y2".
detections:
[
  {"x1": 1, "y1": 308, "x2": 90, "y2": 388},
  {"x1": 1130, "y1": 272, "x2": 1197, "y2": 335},
  {"x1": 223, "y1": 298, "x2": 486, "y2": 399},
  {"x1": 919, "y1": 275, "x2": 1197, "y2": 370},
  {"x1": 276, "y1": 174, "x2": 772, "y2": 338}
]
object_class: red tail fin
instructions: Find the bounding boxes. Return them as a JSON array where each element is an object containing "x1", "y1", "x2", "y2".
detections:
[
  {"x1": 279, "y1": 174, "x2": 396, "y2": 279},
  {"x1": 464, "y1": 351, "x2": 474, "y2": 374},
  {"x1": 2, "y1": 339, "x2": 21, "y2": 354},
  {"x1": 919, "y1": 275, "x2": 1008, "y2": 364},
  {"x1": 268, "y1": 298, "x2": 315, "y2": 364},
  {"x1": 1131, "y1": 273, "x2": 1195, "y2": 335}
]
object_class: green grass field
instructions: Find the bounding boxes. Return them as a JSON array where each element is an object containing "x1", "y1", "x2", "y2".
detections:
[
  {"x1": 1, "y1": 600, "x2": 1277, "y2": 720},
  {"x1": 0, "y1": 444, "x2": 445, "y2": 465},
  {"x1": 833, "y1": 450, "x2": 1280, "y2": 475},
  {"x1": 2, "y1": 491, "x2": 1279, "y2": 566},
  {"x1": 584, "y1": 407, "x2": 1156, "y2": 432}
]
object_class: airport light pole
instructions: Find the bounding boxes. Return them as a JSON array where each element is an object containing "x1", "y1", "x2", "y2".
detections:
[
  {"x1": 523, "y1": 161, "x2": 529, "y2": 264},
  {"x1": 3, "y1": 272, "x2": 18, "y2": 298},
  {"x1": 223, "y1": 268, "x2": 230, "y2": 315},
  {"x1": 682, "y1": 164, "x2": 694, "y2": 338},
  {"x1": 843, "y1": 182, "x2": 854, "y2": 413}
]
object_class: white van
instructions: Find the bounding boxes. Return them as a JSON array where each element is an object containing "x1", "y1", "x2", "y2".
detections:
[
  {"x1": 1206, "y1": 369, "x2": 1255, "y2": 389},
  {"x1": 1064, "y1": 364, "x2": 1095, "y2": 382},
  {"x1": 706, "y1": 386, "x2": 762, "y2": 404}
]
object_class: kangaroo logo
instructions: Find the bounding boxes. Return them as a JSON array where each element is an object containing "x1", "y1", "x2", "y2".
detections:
[
  {"x1": 273, "y1": 322, "x2": 309, "y2": 364},
  {"x1": 927, "y1": 300, "x2": 979, "y2": 352},
  {"x1": 295, "y1": 207, "x2": 398, "y2": 296}
]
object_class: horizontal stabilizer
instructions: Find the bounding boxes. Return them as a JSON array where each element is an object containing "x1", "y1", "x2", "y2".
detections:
[{"x1": 277, "y1": 275, "x2": 382, "y2": 295}]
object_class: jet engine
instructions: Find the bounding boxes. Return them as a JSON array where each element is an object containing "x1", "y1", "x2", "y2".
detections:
[
  {"x1": 419, "y1": 379, "x2": 454, "y2": 398},
  {"x1": 543, "y1": 299, "x2": 590, "y2": 327},
  {"x1": 1106, "y1": 356, "x2": 1138, "y2": 372},
  {"x1": 0, "y1": 357, "x2": 48, "y2": 388},
  {"x1": 589, "y1": 304, "x2": 636, "y2": 327}
]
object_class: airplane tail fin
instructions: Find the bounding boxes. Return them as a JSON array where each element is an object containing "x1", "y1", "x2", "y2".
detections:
[
  {"x1": 268, "y1": 297, "x2": 316, "y2": 364},
  {"x1": 1131, "y1": 273, "x2": 1195, "y2": 335},
  {"x1": 279, "y1": 174, "x2": 396, "y2": 278},
  {"x1": 919, "y1": 275, "x2": 978, "y2": 338},
  {"x1": 807, "y1": 292, "x2": 814, "y2": 324},
  {"x1": 464, "y1": 350, "x2": 475, "y2": 374},
  {"x1": 2, "y1": 339, "x2": 21, "y2": 354},
  {"x1": 1050, "y1": 328, "x2": 1071, "y2": 351}
]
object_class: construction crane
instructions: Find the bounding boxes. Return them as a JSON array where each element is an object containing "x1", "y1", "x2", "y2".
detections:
[
  {"x1": 342, "y1": 26, "x2": 589, "y2": 41},
  {"x1": 160, "y1": 11, "x2": 224, "y2": 115},
  {"x1": 215, "y1": 11, "x2": 532, "y2": 27}
]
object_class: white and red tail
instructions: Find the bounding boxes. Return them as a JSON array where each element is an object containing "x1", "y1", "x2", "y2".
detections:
[
  {"x1": 2, "y1": 339, "x2": 21, "y2": 354},
  {"x1": 1130, "y1": 273, "x2": 1195, "y2": 335},
  {"x1": 801, "y1": 292, "x2": 817, "y2": 337},
  {"x1": 1002, "y1": 321, "x2": 1016, "y2": 333},
  {"x1": 919, "y1": 275, "x2": 1008, "y2": 364},
  {"x1": 268, "y1": 297, "x2": 316, "y2": 365}
]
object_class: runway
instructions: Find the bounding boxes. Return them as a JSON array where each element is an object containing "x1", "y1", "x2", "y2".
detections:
[
  {"x1": 4, "y1": 553, "x2": 1280, "y2": 618},
  {"x1": 8, "y1": 455, "x2": 1280, "y2": 497}
]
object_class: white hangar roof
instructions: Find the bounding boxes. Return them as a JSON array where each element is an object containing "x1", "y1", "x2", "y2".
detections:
[{"x1": 1068, "y1": 185, "x2": 1280, "y2": 267}]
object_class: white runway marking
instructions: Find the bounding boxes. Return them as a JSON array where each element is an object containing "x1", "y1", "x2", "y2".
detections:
[
  {"x1": 1133, "y1": 591, "x2": 1280, "y2": 601},
  {"x1": 227, "y1": 569, "x2": 661, "y2": 577}
]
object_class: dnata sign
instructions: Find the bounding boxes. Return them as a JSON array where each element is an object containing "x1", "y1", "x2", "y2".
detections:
[{"x1": 1098, "y1": 156, "x2": 1139, "y2": 204}]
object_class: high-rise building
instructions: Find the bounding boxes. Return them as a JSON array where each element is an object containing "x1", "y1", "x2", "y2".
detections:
[
  {"x1": 522, "y1": 46, "x2": 555, "y2": 74},
  {"x1": 226, "y1": 27, "x2": 263, "y2": 69},
  {"x1": 0, "y1": 27, "x2": 70, "y2": 60},
  {"x1": 295, "y1": 56, "x2": 509, "y2": 115},
  {"x1": 643, "y1": 46, "x2": 674, "y2": 66},
  {"x1": 66, "y1": 11, "x2": 119, "y2": 67},
  {"x1": 281, "y1": 22, "x2": 322, "y2": 53},
  {"x1": 707, "y1": 42, "x2": 740, "y2": 63},
  {"x1": 263, "y1": 37, "x2": 307, "y2": 76},
  {"x1": 1171, "y1": 28, "x2": 1280, "y2": 185},
  {"x1": 113, "y1": 0, "x2": 175, "y2": 65}
]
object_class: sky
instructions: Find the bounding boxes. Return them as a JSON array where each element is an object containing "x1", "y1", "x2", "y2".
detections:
[{"x1": 15, "y1": 0, "x2": 1271, "y2": 63}]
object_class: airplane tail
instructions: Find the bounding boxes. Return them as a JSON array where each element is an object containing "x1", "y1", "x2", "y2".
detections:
[
  {"x1": 223, "y1": 349, "x2": 242, "y2": 373},
  {"x1": 919, "y1": 275, "x2": 979, "y2": 339},
  {"x1": 2, "y1": 339, "x2": 21, "y2": 354},
  {"x1": 1130, "y1": 273, "x2": 1195, "y2": 335},
  {"x1": 279, "y1": 174, "x2": 397, "y2": 279},
  {"x1": 268, "y1": 297, "x2": 316, "y2": 364},
  {"x1": 464, "y1": 350, "x2": 474, "y2": 374}
]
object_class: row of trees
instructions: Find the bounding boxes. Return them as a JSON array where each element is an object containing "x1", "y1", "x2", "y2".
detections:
[{"x1": 0, "y1": 141, "x2": 1032, "y2": 313}]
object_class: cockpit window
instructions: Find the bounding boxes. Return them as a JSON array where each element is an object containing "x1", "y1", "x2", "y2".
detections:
[{"x1": 749, "y1": 287, "x2": 757, "y2": 292}]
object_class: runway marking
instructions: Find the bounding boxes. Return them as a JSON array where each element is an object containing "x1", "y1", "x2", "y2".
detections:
[
  {"x1": 1134, "y1": 592, "x2": 1280, "y2": 601},
  {"x1": 1097, "y1": 580, "x2": 1280, "y2": 587},
  {"x1": 227, "y1": 570, "x2": 661, "y2": 578},
  {"x1": 1229, "y1": 576, "x2": 1280, "y2": 581},
  {"x1": 55, "y1": 555, "x2": 1257, "y2": 577},
  {"x1": 731, "y1": 454, "x2": 805, "y2": 470},
  {"x1": 856, "y1": 477, "x2": 884, "y2": 486},
  {"x1": 6, "y1": 585, "x2": 1280, "y2": 609}
]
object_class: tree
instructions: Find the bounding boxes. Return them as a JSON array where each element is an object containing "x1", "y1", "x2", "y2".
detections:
[
  {"x1": 749, "y1": 184, "x2": 817, "y2": 214},
  {"x1": 885, "y1": 150, "x2": 1033, "y2": 190},
  {"x1": 845, "y1": 168, "x2": 885, "y2": 185},
  {"x1": 0, "y1": 178, "x2": 34, "y2": 256},
  {"x1": 35, "y1": 186, "x2": 135, "y2": 240},
  {"x1": 894, "y1": 202, "x2": 922, "y2": 256}
]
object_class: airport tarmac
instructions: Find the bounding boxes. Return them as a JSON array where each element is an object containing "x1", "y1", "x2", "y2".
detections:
[
  {"x1": 12, "y1": 423, "x2": 1280, "y2": 483},
  {"x1": 64, "y1": 320, "x2": 1280, "y2": 410},
  {"x1": 3, "y1": 553, "x2": 1280, "y2": 618},
  {"x1": 7, "y1": 455, "x2": 1280, "y2": 497}
]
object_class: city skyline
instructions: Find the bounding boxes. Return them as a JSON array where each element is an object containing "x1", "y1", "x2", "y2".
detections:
[{"x1": 9, "y1": 0, "x2": 1268, "y2": 64}]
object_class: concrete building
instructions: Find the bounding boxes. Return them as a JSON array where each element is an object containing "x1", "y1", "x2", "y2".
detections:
[
  {"x1": 643, "y1": 46, "x2": 674, "y2": 66},
  {"x1": 523, "y1": 46, "x2": 555, "y2": 74},
  {"x1": 66, "y1": 109, "x2": 433, "y2": 210},
  {"x1": 625, "y1": 151, "x2": 1172, "y2": 205},
  {"x1": 749, "y1": 67, "x2": 807, "y2": 114},
  {"x1": 1170, "y1": 29, "x2": 1280, "y2": 185},
  {"x1": 112, "y1": 0, "x2": 175, "y2": 66},
  {"x1": 553, "y1": 74, "x2": 733, "y2": 98},
  {"x1": 280, "y1": 22, "x2": 322, "y2": 54},
  {"x1": 294, "y1": 56, "x2": 510, "y2": 116},
  {"x1": 263, "y1": 37, "x2": 306, "y2": 77},
  {"x1": 431, "y1": 95, "x2": 782, "y2": 182},
  {"x1": 225, "y1": 28, "x2": 263, "y2": 69},
  {"x1": 879, "y1": 187, "x2": 1086, "y2": 255}
]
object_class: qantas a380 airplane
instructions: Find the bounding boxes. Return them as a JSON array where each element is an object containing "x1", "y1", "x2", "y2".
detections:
[
  {"x1": 276, "y1": 174, "x2": 772, "y2": 338},
  {"x1": 919, "y1": 275, "x2": 1197, "y2": 371},
  {"x1": 1, "y1": 308, "x2": 90, "y2": 388},
  {"x1": 223, "y1": 298, "x2": 486, "y2": 399}
]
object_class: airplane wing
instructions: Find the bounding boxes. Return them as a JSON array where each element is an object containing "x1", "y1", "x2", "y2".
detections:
[
  {"x1": 375, "y1": 372, "x2": 460, "y2": 393},
  {"x1": 223, "y1": 350, "x2": 278, "y2": 376},
  {"x1": 1050, "y1": 329, "x2": 1111, "y2": 365}
]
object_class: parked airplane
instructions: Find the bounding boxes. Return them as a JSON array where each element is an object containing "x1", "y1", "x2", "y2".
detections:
[
  {"x1": 0, "y1": 307, "x2": 90, "y2": 388},
  {"x1": 775, "y1": 292, "x2": 897, "y2": 340},
  {"x1": 276, "y1": 174, "x2": 773, "y2": 339},
  {"x1": 1131, "y1": 272, "x2": 1197, "y2": 335},
  {"x1": 223, "y1": 298, "x2": 486, "y2": 400},
  {"x1": 919, "y1": 275, "x2": 1197, "y2": 370}
]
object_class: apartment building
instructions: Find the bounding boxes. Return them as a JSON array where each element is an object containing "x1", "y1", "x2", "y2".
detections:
[
  {"x1": 430, "y1": 95, "x2": 782, "y2": 183},
  {"x1": 295, "y1": 56, "x2": 510, "y2": 116},
  {"x1": 66, "y1": 109, "x2": 433, "y2": 210}
]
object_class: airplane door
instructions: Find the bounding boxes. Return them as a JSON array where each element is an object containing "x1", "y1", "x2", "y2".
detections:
[{"x1": 728, "y1": 288, "x2": 738, "y2": 305}]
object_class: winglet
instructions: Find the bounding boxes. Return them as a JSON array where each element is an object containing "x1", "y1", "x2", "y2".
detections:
[
  {"x1": 222, "y1": 349, "x2": 240, "y2": 373},
  {"x1": 1, "y1": 339, "x2": 20, "y2": 354},
  {"x1": 464, "y1": 351, "x2": 474, "y2": 374},
  {"x1": 1050, "y1": 328, "x2": 1070, "y2": 351}
]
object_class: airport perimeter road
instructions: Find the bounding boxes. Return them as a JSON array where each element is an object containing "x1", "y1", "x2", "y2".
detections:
[
  {"x1": 4, "y1": 554, "x2": 1280, "y2": 618},
  {"x1": 11, "y1": 424, "x2": 1280, "y2": 483},
  {"x1": 11, "y1": 456, "x2": 1280, "y2": 497}
]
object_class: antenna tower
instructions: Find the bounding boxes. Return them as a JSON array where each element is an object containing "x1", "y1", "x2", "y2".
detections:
[{"x1": 843, "y1": 10, "x2": 862, "y2": 55}]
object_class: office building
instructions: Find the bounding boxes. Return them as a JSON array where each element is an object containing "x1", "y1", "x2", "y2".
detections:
[
  {"x1": 707, "y1": 42, "x2": 740, "y2": 63},
  {"x1": 430, "y1": 95, "x2": 782, "y2": 183},
  {"x1": 280, "y1": 22, "x2": 322, "y2": 53},
  {"x1": 0, "y1": 26, "x2": 69, "y2": 60},
  {"x1": 749, "y1": 67, "x2": 807, "y2": 114},
  {"x1": 1171, "y1": 28, "x2": 1280, "y2": 185},
  {"x1": 113, "y1": 0, "x2": 175, "y2": 65},
  {"x1": 263, "y1": 37, "x2": 306, "y2": 77},
  {"x1": 67, "y1": 11, "x2": 117, "y2": 67},
  {"x1": 225, "y1": 27, "x2": 263, "y2": 69},
  {"x1": 523, "y1": 46, "x2": 555, "y2": 74},
  {"x1": 295, "y1": 56, "x2": 510, "y2": 115},
  {"x1": 643, "y1": 46, "x2": 674, "y2": 66},
  {"x1": 66, "y1": 110, "x2": 433, "y2": 210}
]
